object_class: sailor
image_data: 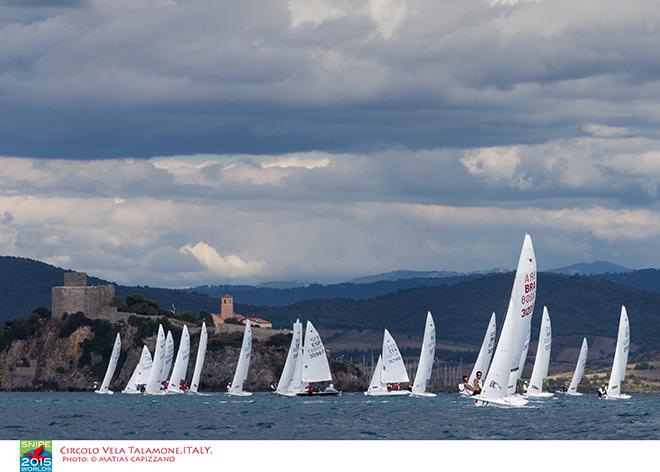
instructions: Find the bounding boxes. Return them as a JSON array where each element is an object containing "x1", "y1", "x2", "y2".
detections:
[
  {"x1": 386, "y1": 383, "x2": 392, "y2": 392},
  {"x1": 270, "y1": 382, "x2": 277, "y2": 391},
  {"x1": 472, "y1": 371, "x2": 483, "y2": 394},
  {"x1": 92, "y1": 381, "x2": 100, "y2": 391},
  {"x1": 458, "y1": 375, "x2": 473, "y2": 395},
  {"x1": 522, "y1": 381, "x2": 529, "y2": 393},
  {"x1": 226, "y1": 382, "x2": 232, "y2": 392},
  {"x1": 598, "y1": 384, "x2": 608, "y2": 398}
]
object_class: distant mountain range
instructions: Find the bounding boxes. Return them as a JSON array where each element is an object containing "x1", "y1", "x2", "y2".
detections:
[{"x1": 548, "y1": 261, "x2": 631, "y2": 275}]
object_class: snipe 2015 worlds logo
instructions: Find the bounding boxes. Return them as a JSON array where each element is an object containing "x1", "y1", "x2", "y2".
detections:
[{"x1": 20, "y1": 440, "x2": 53, "y2": 472}]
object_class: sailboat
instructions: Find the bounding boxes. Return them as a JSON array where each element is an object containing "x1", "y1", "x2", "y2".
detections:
[
  {"x1": 298, "y1": 321, "x2": 339, "y2": 396},
  {"x1": 145, "y1": 325, "x2": 166, "y2": 395},
  {"x1": 122, "y1": 345, "x2": 153, "y2": 394},
  {"x1": 468, "y1": 312, "x2": 496, "y2": 390},
  {"x1": 275, "y1": 319, "x2": 303, "y2": 396},
  {"x1": 474, "y1": 233, "x2": 537, "y2": 407},
  {"x1": 525, "y1": 307, "x2": 553, "y2": 398},
  {"x1": 189, "y1": 322, "x2": 208, "y2": 394},
  {"x1": 560, "y1": 338, "x2": 588, "y2": 396},
  {"x1": 160, "y1": 331, "x2": 174, "y2": 387},
  {"x1": 167, "y1": 325, "x2": 191, "y2": 394},
  {"x1": 411, "y1": 311, "x2": 436, "y2": 397},
  {"x1": 227, "y1": 322, "x2": 253, "y2": 396},
  {"x1": 94, "y1": 333, "x2": 122, "y2": 395},
  {"x1": 365, "y1": 329, "x2": 410, "y2": 396},
  {"x1": 604, "y1": 306, "x2": 631, "y2": 400}
]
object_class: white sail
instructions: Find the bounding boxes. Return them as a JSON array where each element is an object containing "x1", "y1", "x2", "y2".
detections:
[
  {"x1": 287, "y1": 338, "x2": 305, "y2": 395},
  {"x1": 527, "y1": 307, "x2": 552, "y2": 396},
  {"x1": 229, "y1": 322, "x2": 252, "y2": 394},
  {"x1": 382, "y1": 329, "x2": 410, "y2": 384},
  {"x1": 190, "y1": 322, "x2": 208, "y2": 393},
  {"x1": 412, "y1": 311, "x2": 436, "y2": 394},
  {"x1": 606, "y1": 306, "x2": 630, "y2": 399},
  {"x1": 469, "y1": 312, "x2": 496, "y2": 385},
  {"x1": 95, "y1": 333, "x2": 122, "y2": 394},
  {"x1": 567, "y1": 338, "x2": 588, "y2": 395},
  {"x1": 123, "y1": 345, "x2": 152, "y2": 394},
  {"x1": 167, "y1": 325, "x2": 191, "y2": 394},
  {"x1": 367, "y1": 355, "x2": 384, "y2": 392},
  {"x1": 276, "y1": 319, "x2": 302, "y2": 395},
  {"x1": 145, "y1": 325, "x2": 166, "y2": 394},
  {"x1": 160, "y1": 331, "x2": 174, "y2": 383},
  {"x1": 478, "y1": 234, "x2": 537, "y2": 406},
  {"x1": 301, "y1": 321, "x2": 333, "y2": 383}
]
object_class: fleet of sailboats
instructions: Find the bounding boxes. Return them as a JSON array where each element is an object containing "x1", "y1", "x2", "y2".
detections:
[{"x1": 89, "y1": 234, "x2": 635, "y2": 403}]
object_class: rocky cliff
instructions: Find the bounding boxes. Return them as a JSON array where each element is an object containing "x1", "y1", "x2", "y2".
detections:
[{"x1": 0, "y1": 312, "x2": 366, "y2": 392}]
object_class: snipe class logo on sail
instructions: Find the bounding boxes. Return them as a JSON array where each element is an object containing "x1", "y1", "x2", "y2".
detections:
[{"x1": 19, "y1": 440, "x2": 53, "y2": 472}]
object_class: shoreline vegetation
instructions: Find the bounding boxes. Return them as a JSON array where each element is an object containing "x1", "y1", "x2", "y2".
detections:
[{"x1": 1, "y1": 294, "x2": 659, "y2": 393}]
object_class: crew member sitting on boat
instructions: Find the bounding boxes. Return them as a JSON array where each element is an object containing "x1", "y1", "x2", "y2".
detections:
[
  {"x1": 226, "y1": 382, "x2": 232, "y2": 392},
  {"x1": 598, "y1": 384, "x2": 608, "y2": 398},
  {"x1": 179, "y1": 380, "x2": 189, "y2": 391},
  {"x1": 458, "y1": 375, "x2": 474, "y2": 395},
  {"x1": 472, "y1": 371, "x2": 483, "y2": 394}
]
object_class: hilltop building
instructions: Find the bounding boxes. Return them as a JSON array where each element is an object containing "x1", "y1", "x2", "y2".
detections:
[
  {"x1": 211, "y1": 294, "x2": 272, "y2": 328},
  {"x1": 51, "y1": 272, "x2": 119, "y2": 320}
]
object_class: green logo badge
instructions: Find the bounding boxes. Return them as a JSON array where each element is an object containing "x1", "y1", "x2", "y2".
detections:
[{"x1": 20, "y1": 440, "x2": 53, "y2": 472}]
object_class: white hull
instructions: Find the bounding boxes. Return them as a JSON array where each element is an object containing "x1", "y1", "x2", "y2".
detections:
[
  {"x1": 524, "y1": 392, "x2": 554, "y2": 398},
  {"x1": 121, "y1": 390, "x2": 142, "y2": 395},
  {"x1": 274, "y1": 391, "x2": 299, "y2": 397},
  {"x1": 94, "y1": 390, "x2": 114, "y2": 395},
  {"x1": 227, "y1": 391, "x2": 254, "y2": 397},
  {"x1": 364, "y1": 390, "x2": 410, "y2": 397},
  {"x1": 604, "y1": 394, "x2": 632, "y2": 400},
  {"x1": 555, "y1": 391, "x2": 583, "y2": 396},
  {"x1": 410, "y1": 391, "x2": 436, "y2": 398},
  {"x1": 297, "y1": 389, "x2": 340, "y2": 397},
  {"x1": 474, "y1": 394, "x2": 529, "y2": 407}
]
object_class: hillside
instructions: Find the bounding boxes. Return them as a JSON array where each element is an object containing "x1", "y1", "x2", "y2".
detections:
[{"x1": 549, "y1": 261, "x2": 631, "y2": 275}]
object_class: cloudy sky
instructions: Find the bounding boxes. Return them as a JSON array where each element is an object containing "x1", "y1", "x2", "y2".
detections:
[{"x1": 1, "y1": 0, "x2": 660, "y2": 286}]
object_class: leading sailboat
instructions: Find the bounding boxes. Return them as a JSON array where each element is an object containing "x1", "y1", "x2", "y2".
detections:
[
  {"x1": 365, "y1": 329, "x2": 410, "y2": 396},
  {"x1": 94, "y1": 332, "x2": 122, "y2": 395},
  {"x1": 474, "y1": 233, "x2": 537, "y2": 407},
  {"x1": 604, "y1": 306, "x2": 631, "y2": 400},
  {"x1": 525, "y1": 307, "x2": 553, "y2": 398},
  {"x1": 411, "y1": 311, "x2": 436, "y2": 397}
]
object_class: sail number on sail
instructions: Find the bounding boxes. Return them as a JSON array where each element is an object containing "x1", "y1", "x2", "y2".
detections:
[{"x1": 521, "y1": 271, "x2": 536, "y2": 317}]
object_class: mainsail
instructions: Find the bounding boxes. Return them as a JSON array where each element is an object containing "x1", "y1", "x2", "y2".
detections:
[
  {"x1": 160, "y1": 331, "x2": 174, "y2": 383},
  {"x1": 606, "y1": 306, "x2": 630, "y2": 399},
  {"x1": 527, "y1": 307, "x2": 552, "y2": 396},
  {"x1": 567, "y1": 338, "x2": 588, "y2": 395},
  {"x1": 167, "y1": 325, "x2": 191, "y2": 394},
  {"x1": 382, "y1": 329, "x2": 410, "y2": 384},
  {"x1": 229, "y1": 322, "x2": 252, "y2": 394},
  {"x1": 276, "y1": 319, "x2": 302, "y2": 395},
  {"x1": 301, "y1": 321, "x2": 332, "y2": 383},
  {"x1": 469, "y1": 312, "x2": 496, "y2": 385},
  {"x1": 412, "y1": 311, "x2": 436, "y2": 394},
  {"x1": 190, "y1": 322, "x2": 208, "y2": 393},
  {"x1": 123, "y1": 345, "x2": 152, "y2": 394},
  {"x1": 478, "y1": 234, "x2": 537, "y2": 406},
  {"x1": 96, "y1": 333, "x2": 122, "y2": 394},
  {"x1": 145, "y1": 325, "x2": 166, "y2": 394}
]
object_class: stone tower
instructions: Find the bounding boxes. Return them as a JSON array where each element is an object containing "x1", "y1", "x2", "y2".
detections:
[
  {"x1": 220, "y1": 294, "x2": 234, "y2": 317},
  {"x1": 51, "y1": 271, "x2": 116, "y2": 319}
]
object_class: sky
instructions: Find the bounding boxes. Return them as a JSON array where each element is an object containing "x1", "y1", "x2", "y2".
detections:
[{"x1": 1, "y1": 0, "x2": 660, "y2": 286}]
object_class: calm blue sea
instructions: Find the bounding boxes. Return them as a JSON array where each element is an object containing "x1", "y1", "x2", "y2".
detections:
[{"x1": 0, "y1": 392, "x2": 658, "y2": 440}]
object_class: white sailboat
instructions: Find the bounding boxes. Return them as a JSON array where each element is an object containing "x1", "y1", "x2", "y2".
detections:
[
  {"x1": 189, "y1": 322, "x2": 208, "y2": 394},
  {"x1": 286, "y1": 337, "x2": 305, "y2": 396},
  {"x1": 167, "y1": 325, "x2": 191, "y2": 394},
  {"x1": 94, "y1": 333, "x2": 122, "y2": 395},
  {"x1": 160, "y1": 331, "x2": 174, "y2": 385},
  {"x1": 122, "y1": 345, "x2": 153, "y2": 394},
  {"x1": 411, "y1": 311, "x2": 436, "y2": 397},
  {"x1": 474, "y1": 233, "x2": 537, "y2": 407},
  {"x1": 275, "y1": 319, "x2": 303, "y2": 396},
  {"x1": 145, "y1": 325, "x2": 166, "y2": 395},
  {"x1": 227, "y1": 322, "x2": 253, "y2": 396},
  {"x1": 298, "y1": 321, "x2": 339, "y2": 396},
  {"x1": 509, "y1": 323, "x2": 530, "y2": 395},
  {"x1": 605, "y1": 306, "x2": 631, "y2": 400},
  {"x1": 525, "y1": 307, "x2": 553, "y2": 398},
  {"x1": 468, "y1": 312, "x2": 496, "y2": 388},
  {"x1": 364, "y1": 329, "x2": 410, "y2": 396},
  {"x1": 563, "y1": 338, "x2": 588, "y2": 396}
]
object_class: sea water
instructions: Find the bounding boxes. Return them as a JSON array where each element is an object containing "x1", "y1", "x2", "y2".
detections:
[{"x1": 0, "y1": 392, "x2": 658, "y2": 440}]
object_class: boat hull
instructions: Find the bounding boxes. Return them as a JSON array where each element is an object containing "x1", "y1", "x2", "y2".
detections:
[
  {"x1": 94, "y1": 390, "x2": 114, "y2": 395},
  {"x1": 473, "y1": 394, "x2": 529, "y2": 407},
  {"x1": 297, "y1": 389, "x2": 340, "y2": 397},
  {"x1": 363, "y1": 390, "x2": 411, "y2": 397},
  {"x1": 410, "y1": 391, "x2": 437, "y2": 398},
  {"x1": 226, "y1": 391, "x2": 254, "y2": 397},
  {"x1": 604, "y1": 394, "x2": 632, "y2": 400},
  {"x1": 524, "y1": 392, "x2": 554, "y2": 398}
]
